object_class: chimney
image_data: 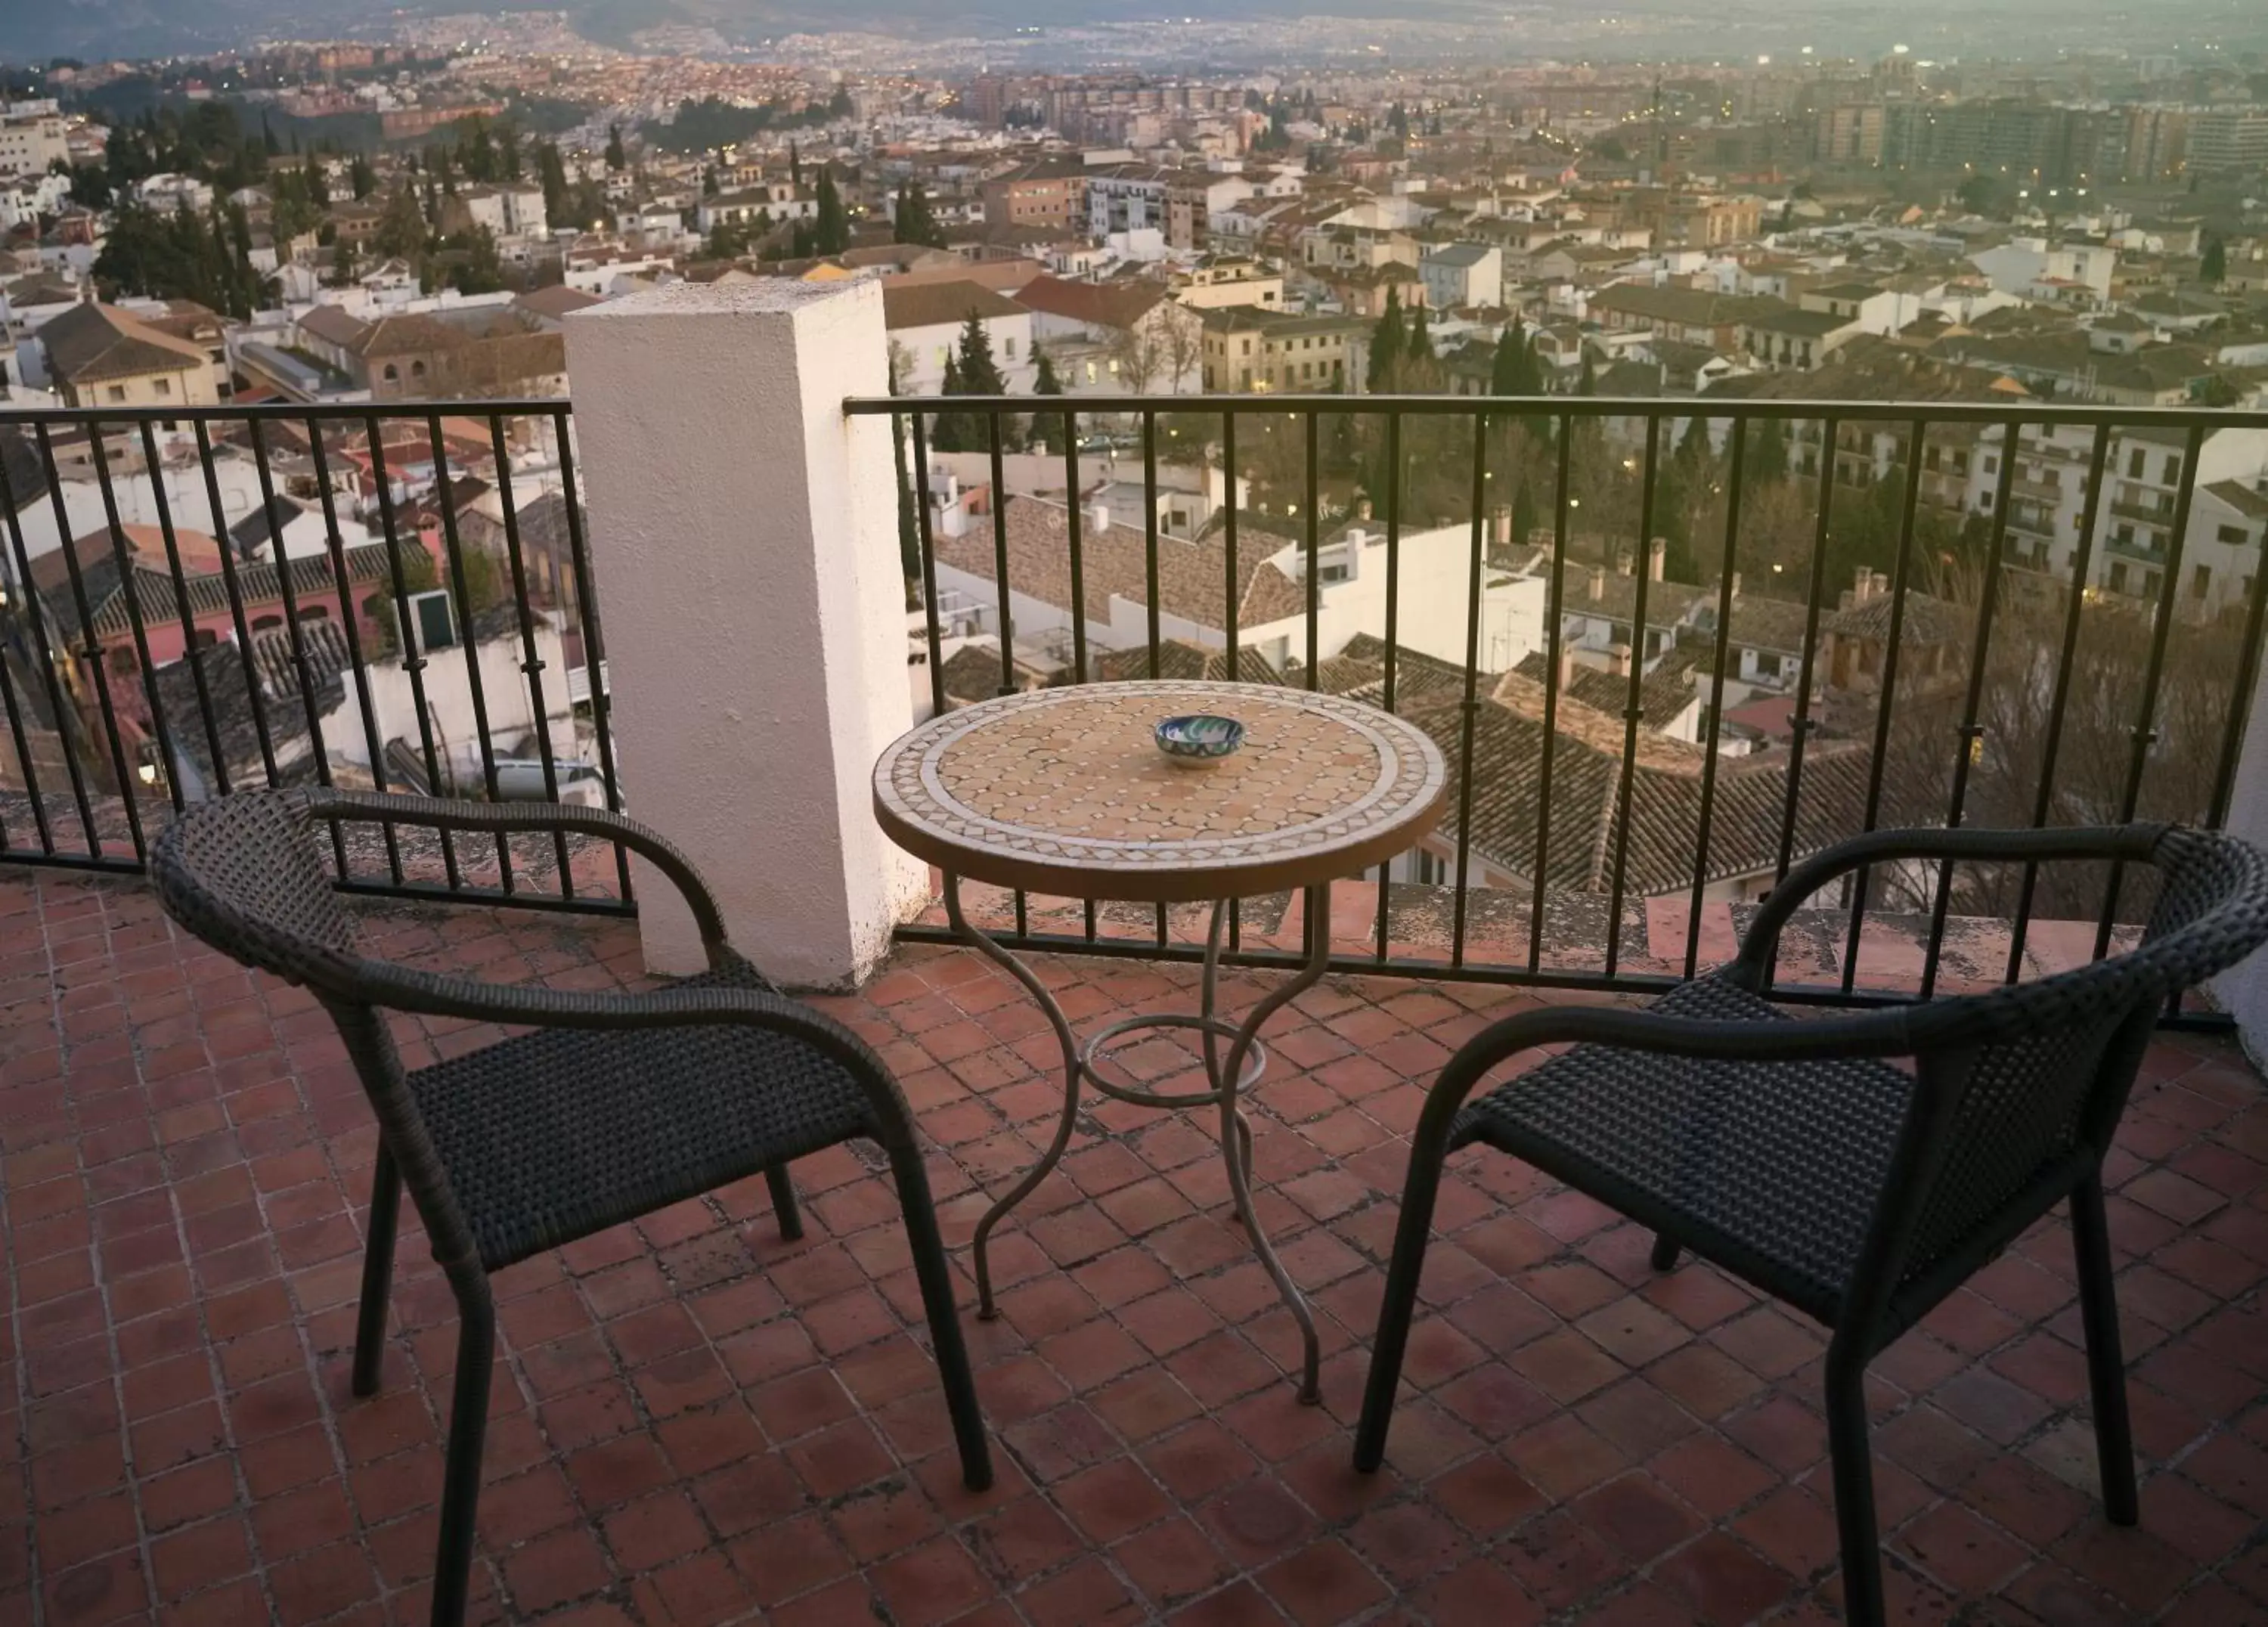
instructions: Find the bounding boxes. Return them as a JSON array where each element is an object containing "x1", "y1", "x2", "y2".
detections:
[
  {"x1": 1729, "y1": 570, "x2": 1742, "y2": 600},
  {"x1": 1588, "y1": 562, "x2": 1607, "y2": 601},
  {"x1": 1492, "y1": 505, "x2": 1513, "y2": 546},
  {"x1": 1606, "y1": 641, "x2": 1632, "y2": 677},
  {"x1": 1852, "y1": 566, "x2": 1874, "y2": 603},
  {"x1": 1357, "y1": 497, "x2": 1374, "y2": 519},
  {"x1": 1557, "y1": 644, "x2": 1578, "y2": 692},
  {"x1": 1647, "y1": 537, "x2": 1665, "y2": 581},
  {"x1": 1090, "y1": 498, "x2": 1114, "y2": 535},
  {"x1": 1617, "y1": 546, "x2": 1634, "y2": 578}
]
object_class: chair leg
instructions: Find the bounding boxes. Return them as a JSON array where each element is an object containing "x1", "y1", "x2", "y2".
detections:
[
  {"x1": 1650, "y1": 1233, "x2": 1680, "y2": 1272},
  {"x1": 886, "y1": 1138, "x2": 993, "y2": 1492},
  {"x1": 1353, "y1": 1134, "x2": 1450, "y2": 1473},
  {"x1": 429, "y1": 1284, "x2": 496, "y2": 1627},
  {"x1": 1824, "y1": 1342, "x2": 1886, "y2": 1627},
  {"x1": 2071, "y1": 1170, "x2": 2139, "y2": 1526},
  {"x1": 352, "y1": 1145, "x2": 402, "y2": 1399},
  {"x1": 764, "y1": 1164, "x2": 804, "y2": 1242}
]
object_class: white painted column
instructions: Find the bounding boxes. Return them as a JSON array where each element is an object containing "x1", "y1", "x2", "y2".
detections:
[
  {"x1": 564, "y1": 281, "x2": 924, "y2": 987},
  {"x1": 2214, "y1": 644, "x2": 2268, "y2": 1068}
]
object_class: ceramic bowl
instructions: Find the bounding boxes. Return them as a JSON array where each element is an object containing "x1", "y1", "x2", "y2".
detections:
[{"x1": 1154, "y1": 713, "x2": 1245, "y2": 766}]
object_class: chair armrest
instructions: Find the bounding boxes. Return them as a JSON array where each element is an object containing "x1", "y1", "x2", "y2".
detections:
[
  {"x1": 339, "y1": 953, "x2": 915, "y2": 1139},
  {"x1": 1725, "y1": 823, "x2": 2168, "y2": 990},
  {"x1": 303, "y1": 789, "x2": 730, "y2": 963},
  {"x1": 1413, "y1": 995, "x2": 1924, "y2": 1154}
]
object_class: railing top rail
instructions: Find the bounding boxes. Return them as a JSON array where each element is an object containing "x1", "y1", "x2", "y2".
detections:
[
  {"x1": 0, "y1": 398, "x2": 571, "y2": 427},
  {"x1": 844, "y1": 392, "x2": 2268, "y2": 429}
]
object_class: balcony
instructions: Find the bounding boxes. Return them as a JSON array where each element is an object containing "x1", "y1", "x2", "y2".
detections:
[{"x1": 5, "y1": 283, "x2": 2268, "y2": 1626}]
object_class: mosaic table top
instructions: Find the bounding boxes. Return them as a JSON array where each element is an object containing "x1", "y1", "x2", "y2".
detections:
[{"x1": 873, "y1": 680, "x2": 1448, "y2": 903}]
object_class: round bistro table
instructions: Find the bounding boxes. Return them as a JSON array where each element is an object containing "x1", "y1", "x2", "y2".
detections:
[{"x1": 873, "y1": 680, "x2": 1448, "y2": 1402}]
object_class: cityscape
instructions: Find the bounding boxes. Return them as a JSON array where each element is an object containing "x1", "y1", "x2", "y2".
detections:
[{"x1": 3, "y1": 5, "x2": 2268, "y2": 1627}]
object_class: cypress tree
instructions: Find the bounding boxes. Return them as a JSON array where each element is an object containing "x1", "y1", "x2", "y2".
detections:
[{"x1": 1367, "y1": 285, "x2": 1404, "y2": 392}]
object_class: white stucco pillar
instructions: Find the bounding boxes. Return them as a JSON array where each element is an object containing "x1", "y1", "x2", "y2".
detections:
[
  {"x1": 564, "y1": 280, "x2": 924, "y2": 987},
  {"x1": 2213, "y1": 645, "x2": 2268, "y2": 1068}
]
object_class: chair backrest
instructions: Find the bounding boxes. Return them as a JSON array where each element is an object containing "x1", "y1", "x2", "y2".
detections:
[
  {"x1": 153, "y1": 789, "x2": 485, "y2": 1275},
  {"x1": 151, "y1": 790, "x2": 364, "y2": 988},
  {"x1": 1879, "y1": 826, "x2": 2268, "y2": 1319}
]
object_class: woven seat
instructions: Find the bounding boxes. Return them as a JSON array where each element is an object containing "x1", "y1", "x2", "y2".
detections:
[
  {"x1": 1357, "y1": 823, "x2": 2268, "y2": 1627},
  {"x1": 409, "y1": 956, "x2": 881, "y2": 1269},
  {"x1": 1452, "y1": 976, "x2": 1912, "y2": 1323},
  {"x1": 150, "y1": 789, "x2": 991, "y2": 1627}
]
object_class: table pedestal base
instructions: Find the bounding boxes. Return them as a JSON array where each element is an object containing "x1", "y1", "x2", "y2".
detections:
[{"x1": 946, "y1": 878, "x2": 1333, "y2": 1404}]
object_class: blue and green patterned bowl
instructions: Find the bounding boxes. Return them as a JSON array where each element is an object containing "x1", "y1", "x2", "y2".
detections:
[{"x1": 1154, "y1": 714, "x2": 1245, "y2": 766}]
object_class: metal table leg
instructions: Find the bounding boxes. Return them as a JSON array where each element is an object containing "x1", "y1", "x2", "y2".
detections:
[{"x1": 947, "y1": 875, "x2": 1334, "y2": 1401}]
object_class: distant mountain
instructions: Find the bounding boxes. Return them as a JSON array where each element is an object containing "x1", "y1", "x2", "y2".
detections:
[{"x1": 4, "y1": 0, "x2": 2250, "y2": 67}]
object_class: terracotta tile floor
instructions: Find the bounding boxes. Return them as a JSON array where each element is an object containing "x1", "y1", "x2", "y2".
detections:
[{"x1": 5, "y1": 868, "x2": 2267, "y2": 1625}]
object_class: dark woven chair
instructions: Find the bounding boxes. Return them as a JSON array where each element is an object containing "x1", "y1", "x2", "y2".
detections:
[
  {"x1": 150, "y1": 789, "x2": 991, "y2": 1627},
  {"x1": 1354, "y1": 823, "x2": 2268, "y2": 1627}
]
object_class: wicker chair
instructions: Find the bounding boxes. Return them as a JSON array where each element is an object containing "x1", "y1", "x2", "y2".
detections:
[
  {"x1": 150, "y1": 789, "x2": 991, "y2": 1627},
  {"x1": 1354, "y1": 823, "x2": 2268, "y2": 1627}
]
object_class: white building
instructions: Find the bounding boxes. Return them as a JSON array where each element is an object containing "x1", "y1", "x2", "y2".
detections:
[
  {"x1": 0, "y1": 102, "x2": 67, "y2": 178},
  {"x1": 881, "y1": 280, "x2": 1036, "y2": 395},
  {"x1": 1420, "y1": 243, "x2": 1504, "y2": 311}
]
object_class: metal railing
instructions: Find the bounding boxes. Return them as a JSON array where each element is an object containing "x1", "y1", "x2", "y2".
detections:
[
  {"x1": 0, "y1": 399, "x2": 631, "y2": 916},
  {"x1": 852, "y1": 389, "x2": 2268, "y2": 1028}
]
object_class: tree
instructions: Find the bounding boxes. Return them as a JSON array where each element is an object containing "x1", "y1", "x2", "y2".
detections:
[
  {"x1": 1746, "y1": 414, "x2": 1789, "y2": 486},
  {"x1": 829, "y1": 85, "x2": 854, "y2": 119},
  {"x1": 1675, "y1": 412, "x2": 1714, "y2": 470},
  {"x1": 498, "y1": 121, "x2": 522, "y2": 181},
  {"x1": 1576, "y1": 352, "x2": 1597, "y2": 395},
  {"x1": 535, "y1": 142, "x2": 569, "y2": 224},
  {"x1": 2201, "y1": 234, "x2": 2226, "y2": 284},
  {"x1": 1108, "y1": 323, "x2": 1164, "y2": 395},
  {"x1": 894, "y1": 179, "x2": 946, "y2": 247},
  {"x1": 1158, "y1": 305, "x2": 1205, "y2": 395},
  {"x1": 1511, "y1": 479, "x2": 1538, "y2": 550},
  {"x1": 440, "y1": 226, "x2": 505, "y2": 295},
  {"x1": 1367, "y1": 285, "x2": 1404, "y2": 392},
  {"x1": 373, "y1": 186, "x2": 429, "y2": 262},
  {"x1": 350, "y1": 154, "x2": 376, "y2": 200},
  {"x1": 1030, "y1": 348, "x2": 1066, "y2": 454},
  {"x1": 931, "y1": 352, "x2": 973, "y2": 451},
  {"x1": 604, "y1": 122, "x2": 627, "y2": 171},
  {"x1": 789, "y1": 140, "x2": 803, "y2": 188},
  {"x1": 463, "y1": 115, "x2": 498, "y2": 183},
  {"x1": 705, "y1": 217, "x2": 748, "y2": 260},
  {"x1": 813, "y1": 170, "x2": 850, "y2": 254},
  {"x1": 957, "y1": 311, "x2": 1006, "y2": 395},
  {"x1": 702, "y1": 165, "x2": 720, "y2": 197},
  {"x1": 1490, "y1": 318, "x2": 1533, "y2": 396},
  {"x1": 1405, "y1": 299, "x2": 1433, "y2": 363},
  {"x1": 331, "y1": 236, "x2": 359, "y2": 286}
]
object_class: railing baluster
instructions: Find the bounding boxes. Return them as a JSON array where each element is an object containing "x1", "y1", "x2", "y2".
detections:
[
  {"x1": 2095, "y1": 421, "x2": 2206, "y2": 958},
  {"x1": 2005, "y1": 421, "x2": 2112, "y2": 982},
  {"x1": 910, "y1": 412, "x2": 947, "y2": 717},
  {"x1": 1449, "y1": 410, "x2": 1487, "y2": 969},
  {"x1": 1223, "y1": 409, "x2": 1241, "y2": 955},
  {"x1": 488, "y1": 414, "x2": 575, "y2": 897},
  {"x1": 1144, "y1": 408, "x2": 1164, "y2": 950},
  {"x1": 980, "y1": 410, "x2": 1025, "y2": 942},
  {"x1": 136, "y1": 420, "x2": 229, "y2": 804},
  {"x1": 0, "y1": 443, "x2": 60, "y2": 854},
  {"x1": 1683, "y1": 415, "x2": 1747, "y2": 979},
  {"x1": 1919, "y1": 417, "x2": 2022, "y2": 999},
  {"x1": 1603, "y1": 414, "x2": 1662, "y2": 977},
  {"x1": 366, "y1": 414, "x2": 461, "y2": 891},
  {"x1": 548, "y1": 410, "x2": 632, "y2": 902},
  {"x1": 2208, "y1": 509, "x2": 2268, "y2": 831},
  {"x1": 304, "y1": 420, "x2": 402, "y2": 885},
  {"x1": 1059, "y1": 410, "x2": 1096, "y2": 944},
  {"x1": 1839, "y1": 417, "x2": 1929, "y2": 996},
  {"x1": 29, "y1": 423, "x2": 129, "y2": 856},
  {"x1": 1376, "y1": 408, "x2": 1402, "y2": 965},
  {"x1": 1526, "y1": 414, "x2": 1573, "y2": 975},
  {"x1": 85, "y1": 420, "x2": 179, "y2": 817},
  {"x1": 193, "y1": 419, "x2": 280, "y2": 787},
  {"x1": 246, "y1": 418, "x2": 347, "y2": 877},
  {"x1": 426, "y1": 413, "x2": 511, "y2": 891},
  {"x1": 1303, "y1": 410, "x2": 1320, "y2": 685},
  {"x1": 1762, "y1": 413, "x2": 1839, "y2": 994}
]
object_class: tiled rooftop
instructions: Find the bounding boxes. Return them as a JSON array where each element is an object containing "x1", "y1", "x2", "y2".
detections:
[{"x1": 5, "y1": 866, "x2": 2267, "y2": 1625}]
